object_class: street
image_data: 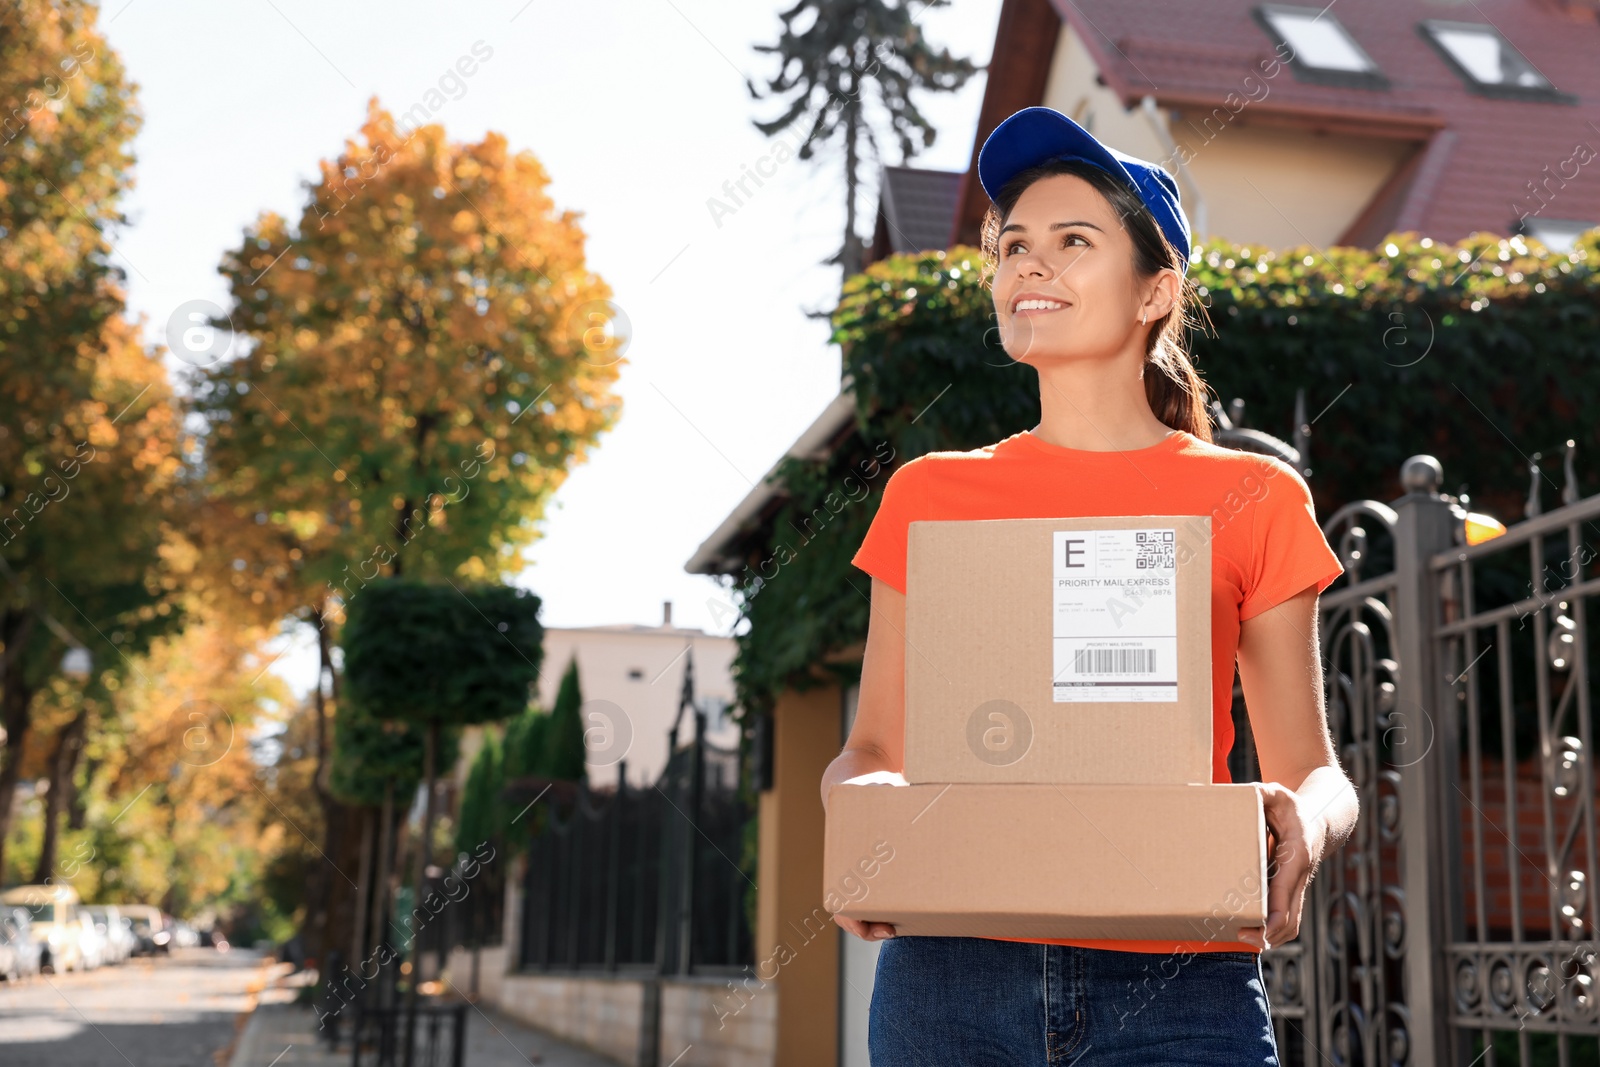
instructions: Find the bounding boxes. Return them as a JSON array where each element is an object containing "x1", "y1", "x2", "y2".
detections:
[{"x1": 0, "y1": 948, "x2": 265, "y2": 1067}]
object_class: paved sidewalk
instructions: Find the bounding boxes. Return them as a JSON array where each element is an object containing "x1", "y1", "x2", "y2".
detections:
[
  {"x1": 457, "y1": 998, "x2": 620, "y2": 1067},
  {"x1": 229, "y1": 970, "x2": 619, "y2": 1067}
]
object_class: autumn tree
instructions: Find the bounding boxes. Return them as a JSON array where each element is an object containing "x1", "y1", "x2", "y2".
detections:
[
  {"x1": 189, "y1": 96, "x2": 623, "y2": 596},
  {"x1": 748, "y1": 0, "x2": 980, "y2": 281},
  {"x1": 186, "y1": 96, "x2": 621, "y2": 959},
  {"x1": 66, "y1": 613, "x2": 294, "y2": 916},
  {"x1": 0, "y1": 0, "x2": 185, "y2": 876}
]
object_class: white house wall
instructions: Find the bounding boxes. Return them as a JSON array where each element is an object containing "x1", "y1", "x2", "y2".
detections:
[{"x1": 538, "y1": 624, "x2": 740, "y2": 791}]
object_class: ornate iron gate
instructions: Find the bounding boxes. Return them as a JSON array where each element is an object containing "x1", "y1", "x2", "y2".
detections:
[{"x1": 1238, "y1": 449, "x2": 1600, "y2": 1066}]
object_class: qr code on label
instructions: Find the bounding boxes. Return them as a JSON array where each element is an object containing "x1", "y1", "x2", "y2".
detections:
[{"x1": 1134, "y1": 529, "x2": 1175, "y2": 569}]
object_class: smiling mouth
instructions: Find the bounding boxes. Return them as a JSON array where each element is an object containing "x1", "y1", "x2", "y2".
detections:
[{"x1": 1012, "y1": 298, "x2": 1071, "y2": 315}]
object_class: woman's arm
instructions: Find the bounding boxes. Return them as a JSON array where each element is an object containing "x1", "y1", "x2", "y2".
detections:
[
  {"x1": 821, "y1": 577, "x2": 909, "y2": 811},
  {"x1": 822, "y1": 576, "x2": 908, "y2": 941},
  {"x1": 1235, "y1": 582, "x2": 1359, "y2": 949}
]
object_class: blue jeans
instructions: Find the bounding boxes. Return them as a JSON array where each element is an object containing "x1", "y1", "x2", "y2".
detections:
[{"x1": 869, "y1": 935, "x2": 1280, "y2": 1065}]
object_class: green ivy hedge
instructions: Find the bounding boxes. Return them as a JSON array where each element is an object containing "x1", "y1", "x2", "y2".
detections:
[{"x1": 726, "y1": 230, "x2": 1600, "y2": 718}]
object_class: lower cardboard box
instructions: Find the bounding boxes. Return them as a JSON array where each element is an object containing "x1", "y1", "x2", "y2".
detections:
[{"x1": 823, "y1": 781, "x2": 1267, "y2": 942}]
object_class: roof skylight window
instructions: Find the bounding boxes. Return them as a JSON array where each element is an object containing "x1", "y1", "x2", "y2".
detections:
[
  {"x1": 1420, "y1": 20, "x2": 1565, "y2": 99},
  {"x1": 1254, "y1": 5, "x2": 1387, "y2": 88},
  {"x1": 1520, "y1": 218, "x2": 1595, "y2": 254}
]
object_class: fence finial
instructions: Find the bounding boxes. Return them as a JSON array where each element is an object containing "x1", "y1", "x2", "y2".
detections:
[
  {"x1": 1527, "y1": 453, "x2": 1543, "y2": 519},
  {"x1": 1563, "y1": 440, "x2": 1579, "y2": 507},
  {"x1": 1292, "y1": 388, "x2": 1310, "y2": 478},
  {"x1": 1401, "y1": 455, "x2": 1442, "y2": 495}
]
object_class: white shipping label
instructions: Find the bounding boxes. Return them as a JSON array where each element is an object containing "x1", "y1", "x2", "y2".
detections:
[{"x1": 1052, "y1": 529, "x2": 1179, "y2": 703}]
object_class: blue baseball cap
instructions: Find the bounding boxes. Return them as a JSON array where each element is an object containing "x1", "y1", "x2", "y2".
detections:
[{"x1": 978, "y1": 106, "x2": 1193, "y2": 273}]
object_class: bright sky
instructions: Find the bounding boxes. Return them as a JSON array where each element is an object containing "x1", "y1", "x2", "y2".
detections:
[{"x1": 99, "y1": 0, "x2": 1000, "y2": 696}]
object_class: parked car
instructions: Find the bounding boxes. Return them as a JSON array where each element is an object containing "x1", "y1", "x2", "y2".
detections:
[
  {"x1": 1, "y1": 909, "x2": 43, "y2": 980},
  {"x1": 112, "y1": 915, "x2": 137, "y2": 962},
  {"x1": 170, "y1": 919, "x2": 199, "y2": 949},
  {"x1": 75, "y1": 912, "x2": 105, "y2": 970},
  {"x1": 0, "y1": 916, "x2": 15, "y2": 982},
  {"x1": 0, "y1": 885, "x2": 83, "y2": 973},
  {"x1": 120, "y1": 904, "x2": 168, "y2": 955},
  {"x1": 82, "y1": 906, "x2": 135, "y2": 965}
]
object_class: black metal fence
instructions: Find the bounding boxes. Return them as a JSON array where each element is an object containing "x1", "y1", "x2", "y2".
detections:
[
  {"x1": 417, "y1": 857, "x2": 504, "y2": 964},
  {"x1": 519, "y1": 708, "x2": 755, "y2": 975}
]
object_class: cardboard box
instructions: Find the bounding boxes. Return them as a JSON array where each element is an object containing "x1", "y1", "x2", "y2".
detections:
[
  {"x1": 823, "y1": 780, "x2": 1266, "y2": 942},
  {"x1": 904, "y1": 516, "x2": 1213, "y2": 784}
]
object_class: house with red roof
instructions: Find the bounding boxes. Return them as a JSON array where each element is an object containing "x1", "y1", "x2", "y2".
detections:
[
  {"x1": 686, "y1": 2, "x2": 1600, "y2": 1065},
  {"x1": 882, "y1": 0, "x2": 1600, "y2": 263}
]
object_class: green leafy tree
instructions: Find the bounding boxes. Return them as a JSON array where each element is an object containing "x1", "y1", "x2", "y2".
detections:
[
  {"x1": 453, "y1": 730, "x2": 502, "y2": 855},
  {"x1": 501, "y1": 706, "x2": 548, "y2": 779},
  {"x1": 341, "y1": 583, "x2": 543, "y2": 736},
  {"x1": 539, "y1": 656, "x2": 586, "y2": 781},
  {"x1": 340, "y1": 578, "x2": 541, "y2": 1003},
  {"x1": 328, "y1": 699, "x2": 460, "y2": 970},
  {"x1": 748, "y1": 0, "x2": 980, "y2": 281},
  {"x1": 497, "y1": 705, "x2": 550, "y2": 853},
  {"x1": 329, "y1": 703, "x2": 459, "y2": 808}
]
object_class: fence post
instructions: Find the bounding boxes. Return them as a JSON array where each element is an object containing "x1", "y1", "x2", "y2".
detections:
[
  {"x1": 676, "y1": 710, "x2": 706, "y2": 974},
  {"x1": 654, "y1": 754, "x2": 678, "y2": 975},
  {"x1": 605, "y1": 761, "x2": 624, "y2": 970},
  {"x1": 639, "y1": 978, "x2": 661, "y2": 1067},
  {"x1": 566, "y1": 793, "x2": 585, "y2": 966},
  {"x1": 1392, "y1": 455, "x2": 1466, "y2": 1066},
  {"x1": 503, "y1": 853, "x2": 522, "y2": 972}
]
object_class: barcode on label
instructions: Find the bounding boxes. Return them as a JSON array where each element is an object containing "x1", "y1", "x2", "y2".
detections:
[
  {"x1": 1134, "y1": 530, "x2": 1175, "y2": 570},
  {"x1": 1072, "y1": 648, "x2": 1157, "y2": 674}
]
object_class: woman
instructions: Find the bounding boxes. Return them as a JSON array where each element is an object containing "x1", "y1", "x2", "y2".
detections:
[{"x1": 820, "y1": 107, "x2": 1360, "y2": 1064}]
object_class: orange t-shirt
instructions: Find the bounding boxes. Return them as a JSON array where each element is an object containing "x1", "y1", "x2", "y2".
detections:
[{"x1": 849, "y1": 427, "x2": 1345, "y2": 956}]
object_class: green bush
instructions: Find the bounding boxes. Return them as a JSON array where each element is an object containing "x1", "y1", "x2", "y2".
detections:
[{"x1": 728, "y1": 230, "x2": 1600, "y2": 715}]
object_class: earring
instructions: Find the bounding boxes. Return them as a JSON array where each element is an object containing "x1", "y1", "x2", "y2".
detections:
[{"x1": 1139, "y1": 312, "x2": 1147, "y2": 325}]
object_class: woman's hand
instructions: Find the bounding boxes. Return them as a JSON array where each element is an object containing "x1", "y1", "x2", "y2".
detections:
[
  {"x1": 834, "y1": 915, "x2": 897, "y2": 941},
  {"x1": 842, "y1": 769, "x2": 908, "y2": 789},
  {"x1": 1235, "y1": 585, "x2": 1359, "y2": 951},
  {"x1": 821, "y1": 577, "x2": 910, "y2": 942},
  {"x1": 826, "y1": 770, "x2": 904, "y2": 940},
  {"x1": 1239, "y1": 781, "x2": 1327, "y2": 950}
]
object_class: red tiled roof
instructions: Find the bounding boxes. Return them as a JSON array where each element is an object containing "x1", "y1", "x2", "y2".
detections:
[{"x1": 1051, "y1": 0, "x2": 1600, "y2": 244}]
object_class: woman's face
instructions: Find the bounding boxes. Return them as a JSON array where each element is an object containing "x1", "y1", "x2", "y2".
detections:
[{"x1": 991, "y1": 172, "x2": 1152, "y2": 367}]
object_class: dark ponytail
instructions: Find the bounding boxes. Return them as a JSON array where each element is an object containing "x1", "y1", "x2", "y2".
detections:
[{"x1": 978, "y1": 158, "x2": 1216, "y2": 443}]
